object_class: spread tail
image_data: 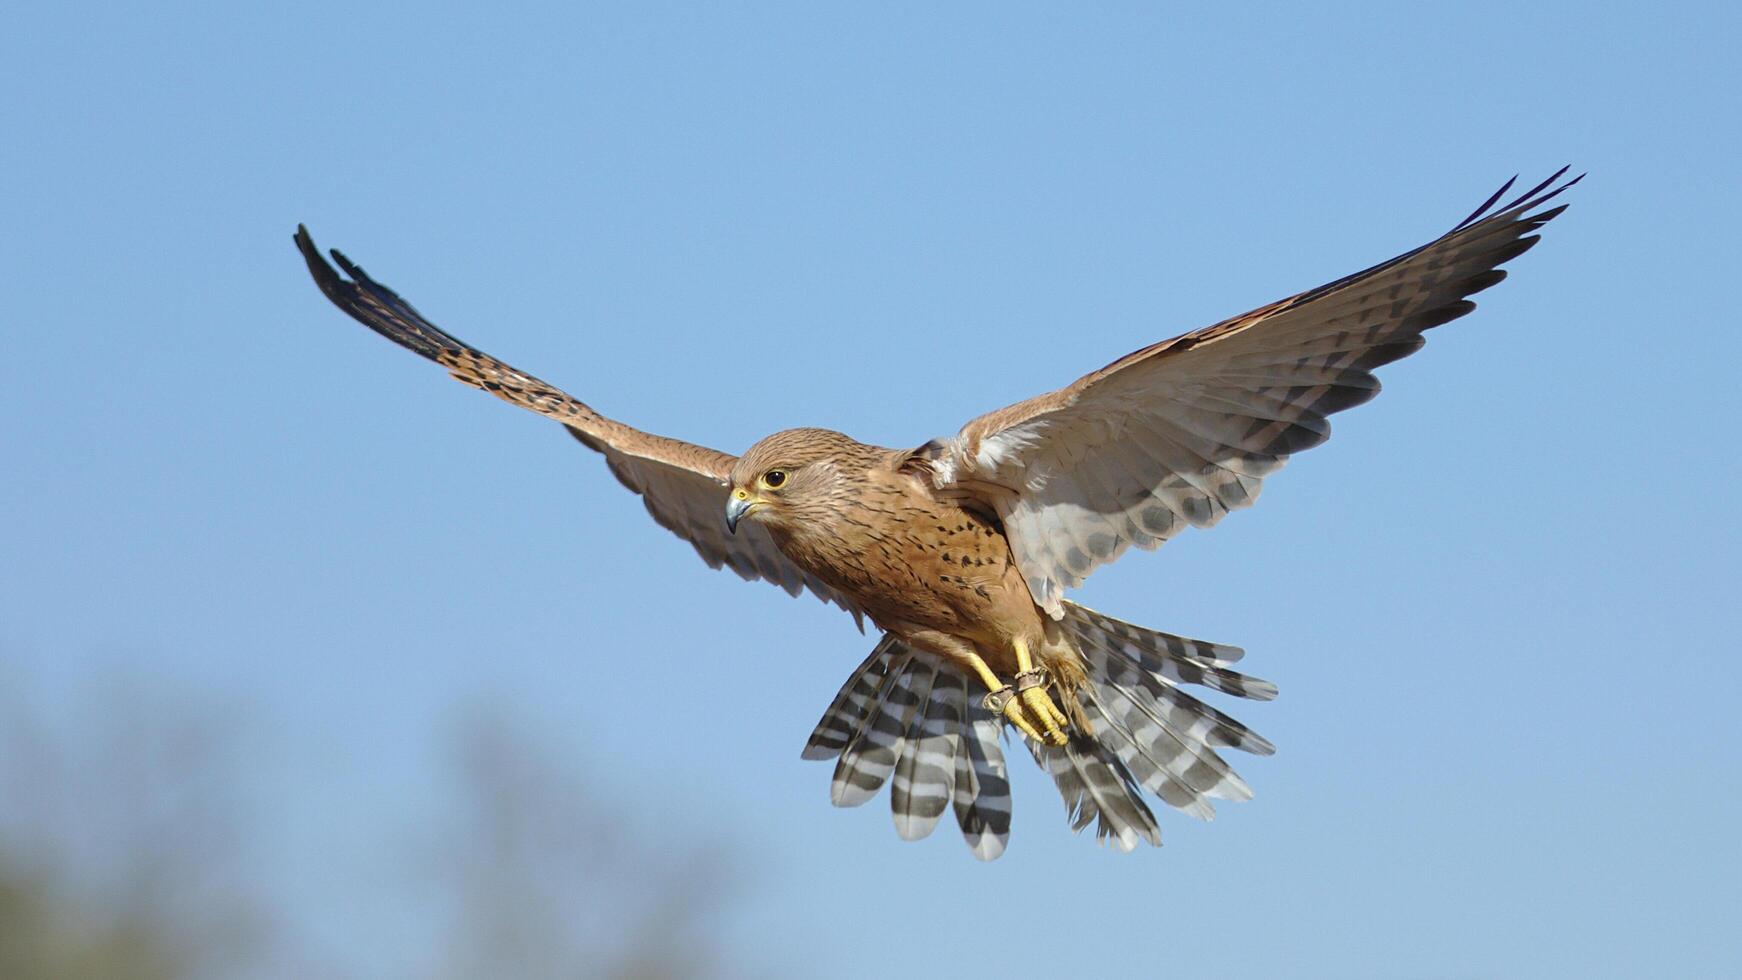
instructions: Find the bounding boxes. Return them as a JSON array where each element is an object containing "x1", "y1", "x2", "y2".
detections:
[{"x1": 803, "y1": 602, "x2": 1275, "y2": 858}]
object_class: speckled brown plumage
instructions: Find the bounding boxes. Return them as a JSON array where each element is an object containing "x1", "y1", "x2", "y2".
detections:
[
  {"x1": 295, "y1": 168, "x2": 1579, "y2": 858},
  {"x1": 731, "y1": 432, "x2": 1039, "y2": 664}
]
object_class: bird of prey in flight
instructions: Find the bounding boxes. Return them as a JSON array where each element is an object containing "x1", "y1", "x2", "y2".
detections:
[{"x1": 296, "y1": 168, "x2": 1578, "y2": 859}]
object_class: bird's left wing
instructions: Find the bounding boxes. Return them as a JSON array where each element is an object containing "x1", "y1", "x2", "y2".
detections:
[
  {"x1": 295, "y1": 227, "x2": 863, "y2": 624},
  {"x1": 918, "y1": 169, "x2": 1580, "y2": 616}
]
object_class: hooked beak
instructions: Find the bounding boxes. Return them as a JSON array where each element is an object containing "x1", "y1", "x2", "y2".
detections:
[{"x1": 725, "y1": 489, "x2": 762, "y2": 535}]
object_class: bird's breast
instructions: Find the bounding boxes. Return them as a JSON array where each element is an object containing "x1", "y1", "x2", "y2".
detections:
[{"x1": 770, "y1": 475, "x2": 1035, "y2": 638}]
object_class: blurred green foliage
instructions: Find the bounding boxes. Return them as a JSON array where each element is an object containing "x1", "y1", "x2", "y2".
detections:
[{"x1": 0, "y1": 676, "x2": 737, "y2": 980}]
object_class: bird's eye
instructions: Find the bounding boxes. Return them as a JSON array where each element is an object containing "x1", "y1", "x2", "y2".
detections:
[{"x1": 762, "y1": 470, "x2": 788, "y2": 489}]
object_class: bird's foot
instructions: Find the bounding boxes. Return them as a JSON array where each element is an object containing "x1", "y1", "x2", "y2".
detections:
[
  {"x1": 1015, "y1": 669, "x2": 1069, "y2": 746},
  {"x1": 982, "y1": 675, "x2": 1068, "y2": 746}
]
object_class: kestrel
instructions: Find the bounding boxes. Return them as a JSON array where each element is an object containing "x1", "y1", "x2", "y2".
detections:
[{"x1": 296, "y1": 168, "x2": 1578, "y2": 859}]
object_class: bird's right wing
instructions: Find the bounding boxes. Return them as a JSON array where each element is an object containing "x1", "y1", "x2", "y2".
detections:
[
  {"x1": 918, "y1": 170, "x2": 1579, "y2": 615},
  {"x1": 295, "y1": 226, "x2": 863, "y2": 624}
]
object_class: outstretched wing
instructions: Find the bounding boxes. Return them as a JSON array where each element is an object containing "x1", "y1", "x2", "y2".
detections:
[
  {"x1": 295, "y1": 227, "x2": 862, "y2": 623},
  {"x1": 921, "y1": 169, "x2": 1581, "y2": 615}
]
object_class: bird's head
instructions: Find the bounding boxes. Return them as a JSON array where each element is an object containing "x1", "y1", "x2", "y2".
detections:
[{"x1": 725, "y1": 428, "x2": 861, "y2": 534}]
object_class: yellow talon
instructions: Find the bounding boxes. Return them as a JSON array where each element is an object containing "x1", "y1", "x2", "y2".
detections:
[
  {"x1": 982, "y1": 685, "x2": 1043, "y2": 742},
  {"x1": 1018, "y1": 684, "x2": 1069, "y2": 745},
  {"x1": 1013, "y1": 639, "x2": 1069, "y2": 746},
  {"x1": 964, "y1": 642, "x2": 1069, "y2": 745},
  {"x1": 1007, "y1": 702, "x2": 1051, "y2": 743}
]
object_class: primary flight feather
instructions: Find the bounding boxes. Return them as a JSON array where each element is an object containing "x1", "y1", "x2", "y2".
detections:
[{"x1": 296, "y1": 168, "x2": 1579, "y2": 858}]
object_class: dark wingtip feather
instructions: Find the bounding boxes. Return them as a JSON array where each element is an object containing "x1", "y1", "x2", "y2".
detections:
[
  {"x1": 293, "y1": 225, "x2": 357, "y2": 309},
  {"x1": 1454, "y1": 174, "x2": 1518, "y2": 231},
  {"x1": 291, "y1": 227, "x2": 458, "y2": 363},
  {"x1": 330, "y1": 248, "x2": 362, "y2": 279},
  {"x1": 1504, "y1": 168, "x2": 1583, "y2": 219},
  {"x1": 1503, "y1": 165, "x2": 1572, "y2": 212},
  {"x1": 1452, "y1": 167, "x2": 1582, "y2": 233}
]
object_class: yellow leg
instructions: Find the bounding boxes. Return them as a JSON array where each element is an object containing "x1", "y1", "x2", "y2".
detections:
[
  {"x1": 897, "y1": 628, "x2": 1066, "y2": 746},
  {"x1": 958, "y1": 653, "x2": 1051, "y2": 744},
  {"x1": 1013, "y1": 637, "x2": 1069, "y2": 746}
]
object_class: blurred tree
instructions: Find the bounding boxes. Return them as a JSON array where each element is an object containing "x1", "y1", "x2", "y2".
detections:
[
  {"x1": 431, "y1": 710, "x2": 735, "y2": 980},
  {"x1": 0, "y1": 672, "x2": 266, "y2": 980},
  {"x1": 0, "y1": 670, "x2": 744, "y2": 979}
]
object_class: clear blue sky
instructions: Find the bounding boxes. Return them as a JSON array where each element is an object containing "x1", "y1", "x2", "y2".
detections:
[{"x1": 4, "y1": 2, "x2": 1738, "y2": 977}]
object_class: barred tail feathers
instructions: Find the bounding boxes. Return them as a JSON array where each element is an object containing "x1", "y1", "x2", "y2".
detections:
[
  {"x1": 1026, "y1": 733, "x2": 1160, "y2": 851},
  {"x1": 802, "y1": 605, "x2": 1273, "y2": 857},
  {"x1": 802, "y1": 638, "x2": 1011, "y2": 860},
  {"x1": 1058, "y1": 602, "x2": 1276, "y2": 827}
]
